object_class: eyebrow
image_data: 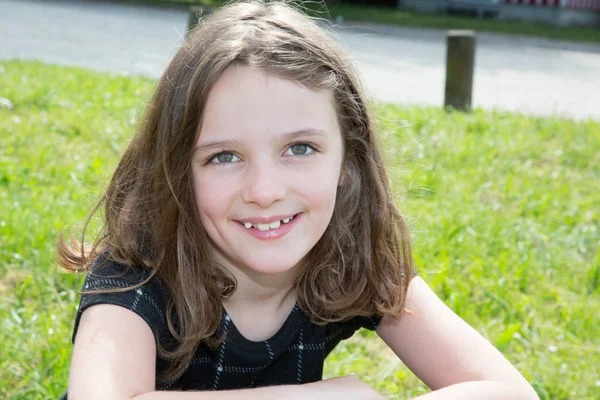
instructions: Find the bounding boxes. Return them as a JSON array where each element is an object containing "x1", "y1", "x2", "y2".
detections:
[{"x1": 193, "y1": 128, "x2": 328, "y2": 153}]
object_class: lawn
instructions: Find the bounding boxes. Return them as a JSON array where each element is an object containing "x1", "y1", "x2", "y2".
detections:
[
  {"x1": 0, "y1": 60, "x2": 598, "y2": 399},
  {"x1": 138, "y1": 0, "x2": 600, "y2": 45}
]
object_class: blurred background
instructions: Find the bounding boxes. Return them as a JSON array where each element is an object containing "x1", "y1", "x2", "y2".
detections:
[{"x1": 1, "y1": 0, "x2": 598, "y2": 399}]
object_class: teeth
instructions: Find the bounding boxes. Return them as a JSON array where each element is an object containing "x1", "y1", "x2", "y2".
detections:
[
  {"x1": 268, "y1": 220, "x2": 281, "y2": 229},
  {"x1": 242, "y1": 214, "x2": 296, "y2": 231},
  {"x1": 257, "y1": 223, "x2": 270, "y2": 231}
]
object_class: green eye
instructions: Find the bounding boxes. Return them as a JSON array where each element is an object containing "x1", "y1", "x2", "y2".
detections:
[
  {"x1": 217, "y1": 153, "x2": 234, "y2": 163},
  {"x1": 211, "y1": 152, "x2": 240, "y2": 164},
  {"x1": 286, "y1": 143, "x2": 314, "y2": 156}
]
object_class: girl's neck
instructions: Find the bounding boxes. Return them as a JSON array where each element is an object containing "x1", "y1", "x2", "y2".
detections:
[
  {"x1": 212, "y1": 250, "x2": 299, "y2": 307},
  {"x1": 220, "y1": 261, "x2": 298, "y2": 342},
  {"x1": 223, "y1": 284, "x2": 297, "y2": 342},
  {"x1": 224, "y1": 265, "x2": 297, "y2": 308}
]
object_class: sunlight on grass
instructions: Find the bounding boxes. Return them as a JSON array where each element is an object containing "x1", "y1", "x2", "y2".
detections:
[{"x1": 1, "y1": 60, "x2": 598, "y2": 399}]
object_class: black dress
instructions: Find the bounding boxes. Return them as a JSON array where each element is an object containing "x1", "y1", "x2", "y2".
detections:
[{"x1": 59, "y1": 255, "x2": 383, "y2": 398}]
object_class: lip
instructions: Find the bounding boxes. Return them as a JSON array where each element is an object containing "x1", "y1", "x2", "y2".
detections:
[{"x1": 235, "y1": 212, "x2": 303, "y2": 241}]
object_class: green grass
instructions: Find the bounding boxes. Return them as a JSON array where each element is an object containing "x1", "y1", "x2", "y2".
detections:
[
  {"x1": 137, "y1": 0, "x2": 600, "y2": 44},
  {"x1": 1, "y1": 60, "x2": 599, "y2": 399}
]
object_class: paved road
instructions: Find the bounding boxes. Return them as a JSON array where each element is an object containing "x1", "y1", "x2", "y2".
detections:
[{"x1": 1, "y1": 0, "x2": 599, "y2": 120}]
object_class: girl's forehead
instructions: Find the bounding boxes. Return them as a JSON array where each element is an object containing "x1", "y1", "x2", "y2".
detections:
[{"x1": 197, "y1": 65, "x2": 339, "y2": 144}]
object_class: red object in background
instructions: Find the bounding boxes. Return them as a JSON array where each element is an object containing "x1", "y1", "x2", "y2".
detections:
[
  {"x1": 505, "y1": 0, "x2": 599, "y2": 8},
  {"x1": 567, "y1": 0, "x2": 600, "y2": 10}
]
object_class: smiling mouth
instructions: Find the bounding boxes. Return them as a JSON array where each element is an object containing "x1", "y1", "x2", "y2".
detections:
[{"x1": 236, "y1": 213, "x2": 301, "y2": 232}]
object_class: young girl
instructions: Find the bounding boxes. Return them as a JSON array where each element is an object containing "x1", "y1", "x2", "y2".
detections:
[{"x1": 59, "y1": 1, "x2": 538, "y2": 399}]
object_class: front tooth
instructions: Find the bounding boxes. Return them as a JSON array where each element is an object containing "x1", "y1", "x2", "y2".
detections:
[
  {"x1": 268, "y1": 220, "x2": 281, "y2": 229},
  {"x1": 244, "y1": 222, "x2": 253, "y2": 229},
  {"x1": 282, "y1": 217, "x2": 290, "y2": 224},
  {"x1": 256, "y1": 223, "x2": 270, "y2": 231}
]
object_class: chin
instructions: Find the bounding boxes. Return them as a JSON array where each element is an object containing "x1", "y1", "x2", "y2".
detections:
[{"x1": 242, "y1": 254, "x2": 304, "y2": 276}]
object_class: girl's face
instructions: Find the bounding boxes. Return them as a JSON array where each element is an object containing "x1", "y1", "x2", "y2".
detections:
[{"x1": 192, "y1": 65, "x2": 343, "y2": 278}]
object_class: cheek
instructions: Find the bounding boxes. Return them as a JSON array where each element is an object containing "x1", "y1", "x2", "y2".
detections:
[
  {"x1": 297, "y1": 161, "x2": 341, "y2": 214},
  {"x1": 193, "y1": 173, "x2": 234, "y2": 223}
]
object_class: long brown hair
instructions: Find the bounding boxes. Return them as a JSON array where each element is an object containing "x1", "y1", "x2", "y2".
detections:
[{"x1": 59, "y1": 0, "x2": 414, "y2": 386}]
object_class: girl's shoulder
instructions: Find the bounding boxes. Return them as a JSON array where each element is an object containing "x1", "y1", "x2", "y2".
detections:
[
  {"x1": 83, "y1": 253, "x2": 168, "y2": 296},
  {"x1": 70, "y1": 252, "x2": 171, "y2": 347}
]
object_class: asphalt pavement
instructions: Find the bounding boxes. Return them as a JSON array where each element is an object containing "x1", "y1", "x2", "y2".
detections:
[{"x1": 1, "y1": 0, "x2": 599, "y2": 121}]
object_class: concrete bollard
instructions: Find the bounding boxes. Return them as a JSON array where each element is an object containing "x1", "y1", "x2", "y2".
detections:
[
  {"x1": 444, "y1": 30, "x2": 476, "y2": 112},
  {"x1": 187, "y1": 6, "x2": 214, "y2": 35}
]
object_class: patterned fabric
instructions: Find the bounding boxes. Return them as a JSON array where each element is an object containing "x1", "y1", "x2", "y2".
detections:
[{"x1": 59, "y1": 255, "x2": 382, "y2": 398}]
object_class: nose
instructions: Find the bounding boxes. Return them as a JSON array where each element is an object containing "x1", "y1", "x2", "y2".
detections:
[{"x1": 241, "y1": 160, "x2": 286, "y2": 208}]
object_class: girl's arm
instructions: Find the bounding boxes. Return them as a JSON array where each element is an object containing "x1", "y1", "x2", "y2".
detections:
[
  {"x1": 68, "y1": 304, "x2": 383, "y2": 400},
  {"x1": 133, "y1": 376, "x2": 384, "y2": 400},
  {"x1": 377, "y1": 276, "x2": 539, "y2": 400},
  {"x1": 68, "y1": 304, "x2": 157, "y2": 399}
]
